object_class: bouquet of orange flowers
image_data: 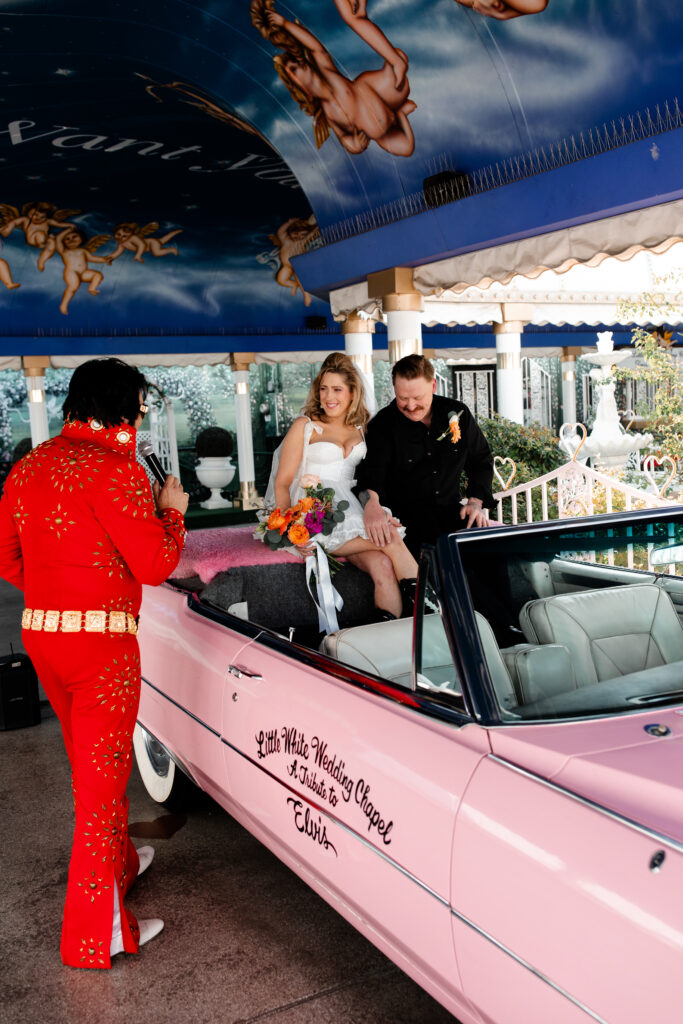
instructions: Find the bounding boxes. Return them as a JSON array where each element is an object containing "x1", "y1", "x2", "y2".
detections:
[{"x1": 254, "y1": 476, "x2": 348, "y2": 570}]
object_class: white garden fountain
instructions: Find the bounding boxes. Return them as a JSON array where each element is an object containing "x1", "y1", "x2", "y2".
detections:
[{"x1": 560, "y1": 332, "x2": 653, "y2": 468}]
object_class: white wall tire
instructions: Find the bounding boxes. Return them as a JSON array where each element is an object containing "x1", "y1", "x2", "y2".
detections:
[{"x1": 133, "y1": 723, "x2": 196, "y2": 810}]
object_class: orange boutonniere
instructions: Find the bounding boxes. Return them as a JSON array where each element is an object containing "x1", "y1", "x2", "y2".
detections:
[{"x1": 437, "y1": 411, "x2": 462, "y2": 444}]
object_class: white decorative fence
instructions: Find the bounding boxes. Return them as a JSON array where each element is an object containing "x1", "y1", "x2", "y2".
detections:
[{"x1": 493, "y1": 457, "x2": 678, "y2": 526}]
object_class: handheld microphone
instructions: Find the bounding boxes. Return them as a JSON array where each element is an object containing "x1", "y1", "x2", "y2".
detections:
[{"x1": 138, "y1": 440, "x2": 168, "y2": 487}]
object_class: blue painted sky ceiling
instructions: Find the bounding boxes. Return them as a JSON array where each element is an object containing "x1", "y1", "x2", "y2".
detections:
[{"x1": 0, "y1": 0, "x2": 681, "y2": 350}]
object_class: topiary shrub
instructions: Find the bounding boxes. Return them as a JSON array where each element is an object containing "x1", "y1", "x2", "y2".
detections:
[
  {"x1": 195, "y1": 426, "x2": 234, "y2": 458},
  {"x1": 12, "y1": 437, "x2": 33, "y2": 464}
]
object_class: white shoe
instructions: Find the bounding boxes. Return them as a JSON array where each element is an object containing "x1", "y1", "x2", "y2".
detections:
[
  {"x1": 137, "y1": 845, "x2": 155, "y2": 878},
  {"x1": 138, "y1": 918, "x2": 164, "y2": 947},
  {"x1": 110, "y1": 918, "x2": 164, "y2": 956},
  {"x1": 109, "y1": 881, "x2": 164, "y2": 957}
]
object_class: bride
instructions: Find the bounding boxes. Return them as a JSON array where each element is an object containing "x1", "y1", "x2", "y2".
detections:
[{"x1": 269, "y1": 353, "x2": 417, "y2": 619}]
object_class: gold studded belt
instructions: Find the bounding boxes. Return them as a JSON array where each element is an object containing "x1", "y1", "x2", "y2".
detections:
[{"x1": 21, "y1": 608, "x2": 138, "y2": 635}]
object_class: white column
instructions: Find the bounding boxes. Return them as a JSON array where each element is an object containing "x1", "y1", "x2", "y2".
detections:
[
  {"x1": 342, "y1": 314, "x2": 377, "y2": 416},
  {"x1": 494, "y1": 323, "x2": 524, "y2": 424},
  {"x1": 561, "y1": 348, "x2": 578, "y2": 424},
  {"x1": 22, "y1": 356, "x2": 50, "y2": 447},
  {"x1": 385, "y1": 304, "x2": 423, "y2": 364},
  {"x1": 231, "y1": 353, "x2": 260, "y2": 509},
  {"x1": 367, "y1": 267, "x2": 423, "y2": 365}
]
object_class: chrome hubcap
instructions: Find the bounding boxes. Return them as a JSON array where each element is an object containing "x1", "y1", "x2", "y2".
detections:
[{"x1": 142, "y1": 728, "x2": 171, "y2": 779}]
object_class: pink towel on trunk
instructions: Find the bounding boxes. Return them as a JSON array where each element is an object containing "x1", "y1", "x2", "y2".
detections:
[{"x1": 173, "y1": 525, "x2": 302, "y2": 583}]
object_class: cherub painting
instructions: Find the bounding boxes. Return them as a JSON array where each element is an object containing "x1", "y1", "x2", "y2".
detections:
[
  {"x1": 55, "y1": 227, "x2": 110, "y2": 315},
  {"x1": 251, "y1": 0, "x2": 416, "y2": 156},
  {"x1": 105, "y1": 222, "x2": 182, "y2": 263},
  {"x1": 269, "y1": 214, "x2": 319, "y2": 306},
  {"x1": 0, "y1": 201, "x2": 80, "y2": 270},
  {"x1": 455, "y1": 0, "x2": 549, "y2": 20}
]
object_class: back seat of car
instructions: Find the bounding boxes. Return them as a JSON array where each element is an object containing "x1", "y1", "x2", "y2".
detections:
[{"x1": 320, "y1": 614, "x2": 461, "y2": 692}]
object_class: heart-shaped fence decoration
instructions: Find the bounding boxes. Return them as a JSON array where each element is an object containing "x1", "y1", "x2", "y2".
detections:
[
  {"x1": 621, "y1": 408, "x2": 635, "y2": 431},
  {"x1": 559, "y1": 422, "x2": 587, "y2": 463},
  {"x1": 642, "y1": 454, "x2": 677, "y2": 498},
  {"x1": 493, "y1": 456, "x2": 516, "y2": 491}
]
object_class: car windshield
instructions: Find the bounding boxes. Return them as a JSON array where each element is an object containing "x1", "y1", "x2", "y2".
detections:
[{"x1": 453, "y1": 510, "x2": 683, "y2": 723}]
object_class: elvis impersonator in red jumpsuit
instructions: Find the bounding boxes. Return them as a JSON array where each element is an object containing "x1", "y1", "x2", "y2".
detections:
[{"x1": 0, "y1": 358, "x2": 188, "y2": 968}]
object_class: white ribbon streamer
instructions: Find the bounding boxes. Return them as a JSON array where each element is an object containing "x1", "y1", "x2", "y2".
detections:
[{"x1": 305, "y1": 541, "x2": 344, "y2": 634}]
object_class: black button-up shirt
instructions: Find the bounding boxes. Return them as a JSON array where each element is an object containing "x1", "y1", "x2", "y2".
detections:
[{"x1": 357, "y1": 395, "x2": 494, "y2": 554}]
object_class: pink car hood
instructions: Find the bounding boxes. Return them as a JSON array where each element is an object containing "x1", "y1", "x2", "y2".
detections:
[{"x1": 489, "y1": 707, "x2": 683, "y2": 845}]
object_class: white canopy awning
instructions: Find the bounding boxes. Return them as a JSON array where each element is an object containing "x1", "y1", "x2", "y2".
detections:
[{"x1": 330, "y1": 199, "x2": 683, "y2": 322}]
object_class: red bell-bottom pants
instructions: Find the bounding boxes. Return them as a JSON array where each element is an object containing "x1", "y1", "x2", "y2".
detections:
[{"x1": 23, "y1": 629, "x2": 143, "y2": 968}]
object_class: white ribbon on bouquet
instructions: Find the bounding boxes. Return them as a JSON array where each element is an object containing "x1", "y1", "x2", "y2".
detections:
[{"x1": 305, "y1": 539, "x2": 343, "y2": 634}]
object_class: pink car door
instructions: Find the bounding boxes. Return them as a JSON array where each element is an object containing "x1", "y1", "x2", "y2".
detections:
[
  {"x1": 218, "y1": 577, "x2": 489, "y2": 1022},
  {"x1": 138, "y1": 583, "x2": 252, "y2": 798}
]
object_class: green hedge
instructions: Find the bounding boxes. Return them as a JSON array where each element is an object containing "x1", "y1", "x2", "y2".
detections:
[{"x1": 479, "y1": 416, "x2": 565, "y2": 523}]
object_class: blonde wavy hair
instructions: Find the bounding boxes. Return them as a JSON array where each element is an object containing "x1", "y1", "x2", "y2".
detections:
[{"x1": 303, "y1": 353, "x2": 370, "y2": 427}]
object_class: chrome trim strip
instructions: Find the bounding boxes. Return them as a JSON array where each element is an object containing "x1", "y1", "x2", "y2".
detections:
[
  {"x1": 450, "y1": 907, "x2": 609, "y2": 1024},
  {"x1": 141, "y1": 676, "x2": 221, "y2": 738},
  {"x1": 490, "y1": 754, "x2": 683, "y2": 855}
]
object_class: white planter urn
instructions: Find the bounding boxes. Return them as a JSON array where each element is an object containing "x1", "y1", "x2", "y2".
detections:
[{"x1": 196, "y1": 456, "x2": 236, "y2": 509}]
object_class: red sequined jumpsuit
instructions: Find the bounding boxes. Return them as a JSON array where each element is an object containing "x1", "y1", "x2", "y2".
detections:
[{"x1": 0, "y1": 418, "x2": 185, "y2": 968}]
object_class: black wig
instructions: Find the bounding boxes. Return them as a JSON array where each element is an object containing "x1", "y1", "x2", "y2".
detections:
[{"x1": 62, "y1": 358, "x2": 148, "y2": 428}]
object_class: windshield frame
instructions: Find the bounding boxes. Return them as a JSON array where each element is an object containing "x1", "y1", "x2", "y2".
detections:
[{"x1": 443, "y1": 506, "x2": 683, "y2": 727}]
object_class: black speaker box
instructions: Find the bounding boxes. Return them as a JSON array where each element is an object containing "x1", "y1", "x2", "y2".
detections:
[
  {"x1": 423, "y1": 169, "x2": 472, "y2": 209},
  {"x1": 0, "y1": 653, "x2": 41, "y2": 730}
]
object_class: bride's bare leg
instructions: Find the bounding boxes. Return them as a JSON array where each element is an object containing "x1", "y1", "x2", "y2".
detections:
[
  {"x1": 332, "y1": 531, "x2": 418, "y2": 582},
  {"x1": 347, "y1": 550, "x2": 401, "y2": 618}
]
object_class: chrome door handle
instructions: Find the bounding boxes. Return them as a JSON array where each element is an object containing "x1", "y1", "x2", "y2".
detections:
[{"x1": 228, "y1": 664, "x2": 263, "y2": 680}]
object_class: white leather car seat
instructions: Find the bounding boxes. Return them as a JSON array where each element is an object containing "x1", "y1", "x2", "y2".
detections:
[
  {"x1": 520, "y1": 583, "x2": 683, "y2": 686},
  {"x1": 475, "y1": 610, "x2": 579, "y2": 708},
  {"x1": 320, "y1": 614, "x2": 457, "y2": 690},
  {"x1": 500, "y1": 643, "x2": 577, "y2": 705},
  {"x1": 474, "y1": 612, "x2": 521, "y2": 712},
  {"x1": 320, "y1": 617, "x2": 412, "y2": 680}
]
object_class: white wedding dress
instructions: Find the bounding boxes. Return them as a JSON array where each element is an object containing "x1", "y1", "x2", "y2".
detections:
[{"x1": 263, "y1": 419, "x2": 403, "y2": 549}]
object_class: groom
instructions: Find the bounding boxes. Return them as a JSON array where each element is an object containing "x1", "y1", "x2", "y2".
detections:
[{"x1": 356, "y1": 354, "x2": 494, "y2": 559}]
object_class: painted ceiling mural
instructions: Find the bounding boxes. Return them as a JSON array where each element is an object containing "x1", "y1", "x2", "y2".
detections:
[{"x1": 0, "y1": 0, "x2": 681, "y2": 348}]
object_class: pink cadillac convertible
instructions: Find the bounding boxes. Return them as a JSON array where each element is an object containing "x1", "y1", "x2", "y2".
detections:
[{"x1": 135, "y1": 507, "x2": 683, "y2": 1024}]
